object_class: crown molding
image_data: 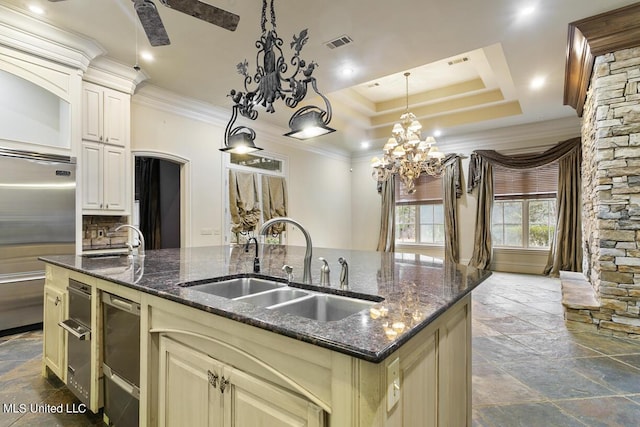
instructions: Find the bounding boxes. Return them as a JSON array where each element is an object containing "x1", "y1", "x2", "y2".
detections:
[
  {"x1": 84, "y1": 57, "x2": 148, "y2": 94},
  {"x1": 442, "y1": 116, "x2": 581, "y2": 154},
  {"x1": 0, "y1": 4, "x2": 104, "y2": 71},
  {"x1": 564, "y1": 3, "x2": 640, "y2": 116},
  {"x1": 133, "y1": 84, "x2": 230, "y2": 126},
  {"x1": 133, "y1": 84, "x2": 351, "y2": 162},
  {"x1": 351, "y1": 116, "x2": 581, "y2": 163}
]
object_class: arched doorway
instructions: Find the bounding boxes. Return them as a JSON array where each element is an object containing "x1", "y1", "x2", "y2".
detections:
[{"x1": 132, "y1": 151, "x2": 190, "y2": 249}]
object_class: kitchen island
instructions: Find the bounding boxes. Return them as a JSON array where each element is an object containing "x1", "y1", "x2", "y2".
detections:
[{"x1": 40, "y1": 245, "x2": 490, "y2": 427}]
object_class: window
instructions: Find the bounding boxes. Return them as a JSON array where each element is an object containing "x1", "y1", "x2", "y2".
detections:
[
  {"x1": 492, "y1": 199, "x2": 556, "y2": 247},
  {"x1": 394, "y1": 175, "x2": 444, "y2": 245},
  {"x1": 224, "y1": 151, "x2": 287, "y2": 245},
  {"x1": 491, "y1": 163, "x2": 558, "y2": 249}
]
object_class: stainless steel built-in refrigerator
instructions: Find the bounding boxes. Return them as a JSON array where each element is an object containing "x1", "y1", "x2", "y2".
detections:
[{"x1": 0, "y1": 148, "x2": 75, "y2": 332}]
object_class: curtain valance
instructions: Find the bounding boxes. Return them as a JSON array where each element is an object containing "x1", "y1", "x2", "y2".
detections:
[{"x1": 467, "y1": 137, "x2": 581, "y2": 193}]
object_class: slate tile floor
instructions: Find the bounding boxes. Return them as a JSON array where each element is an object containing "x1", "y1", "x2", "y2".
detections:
[
  {"x1": 0, "y1": 272, "x2": 639, "y2": 426},
  {"x1": 473, "y1": 272, "x2": 640, "y2": 427}
]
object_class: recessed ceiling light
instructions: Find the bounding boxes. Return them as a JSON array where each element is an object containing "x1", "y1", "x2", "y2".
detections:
[
  {"x1": 519, "y1": 5, "x2": 536, "y2": 17},
  {"x1": 29, "y1": 4, "x2": 45, "y2": 15},
  {"x1": 530, "y1": 76, "x2": 545, "y2": 90},
  {"x1": 361, "y1": 141, "x2": 370, "y2": 149},
  {"x1": 433, "y1": 129, "x2": 442, "y2": 137},
  {"x1": 342, "y1": 67, "x2": 355, "y2": 77},
  {"x1": 140, "y1": 51, "x2": 154, "y2": 62}
]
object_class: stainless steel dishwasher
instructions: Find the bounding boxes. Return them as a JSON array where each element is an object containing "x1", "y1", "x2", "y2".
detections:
[{"x1": 102, "y1": 292, "x2": 140, "y2": 427}]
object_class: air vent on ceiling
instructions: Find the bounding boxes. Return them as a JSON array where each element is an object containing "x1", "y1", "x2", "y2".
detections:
[
  {"x1": 448, "y1": 57, "x2": 469, "y2": 66},
  {"x1": 326, "y1": 35, "x2": 353, "y2": 49}
]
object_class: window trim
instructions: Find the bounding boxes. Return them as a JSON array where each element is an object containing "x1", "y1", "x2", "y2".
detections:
[
  {"x1": 492, "y1": 198, "x2": 556, "y2": 250},
  {"x1": 394, "y1": 202, "x2": 445, "y2": 247}
]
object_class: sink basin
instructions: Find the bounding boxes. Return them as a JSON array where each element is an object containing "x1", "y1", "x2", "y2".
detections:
[
  {"x1": 270, "y1": 294, "x2": 375, "y2": 322},
  {"x1": 235, "y1": 288, "x2": 309, "y2": 307},
  {"x1": 187, "y1": 278, "x2": 284, "y2": 299}
]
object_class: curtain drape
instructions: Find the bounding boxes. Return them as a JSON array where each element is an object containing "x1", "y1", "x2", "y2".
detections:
[
  {"x1": 468, "y1": 155, "x2": 493, "y2": 269},
  {"x1": 229, "y1": 170, "x2": 261, "y2": 234},
  {"x1": 467, "y1": 136, "x2": 582, "y2": 273},
  {"x1": 544, "y1": 145, "x2": 582, "y2": 275},
  {"x1": 443, "y1": 155, "x2": 462, "y2": 262},
  {"x1": 140, "y1": 158, "x2": 161, "y2": 250},
  {"x1": 377, "y1": 175, "x2": 396, "y2": 252},
  {"x1": 261, "y1": 175, "x2": 288, "y2": 235}
]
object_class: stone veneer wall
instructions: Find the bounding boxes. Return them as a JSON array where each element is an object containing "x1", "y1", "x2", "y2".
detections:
[{"x1": 582, "y1": 46, "x2": 640, "y2": 336}]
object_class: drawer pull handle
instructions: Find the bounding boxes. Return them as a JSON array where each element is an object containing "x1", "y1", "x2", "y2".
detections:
[
  {"x1": 59, "y1": 320, "x2": 91, "y2": 340},
  {"x1": 208, "y1": 371, "x2": 218, "y2": 388},
  {"x1": 219, "y1": 376, "x2": 229, "y2": 394}
]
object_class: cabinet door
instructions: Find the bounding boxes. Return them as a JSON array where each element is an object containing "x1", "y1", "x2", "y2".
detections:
[
  {"x1": 82, "y1": 85, "x2": 103, "y2": 142},
  {"x1": 438, "y1": 304, "x2": 470, "y2": 427},
  {"x1": 81, "y1": 142, "x2": 103, "y2": 210},
  {"x1": 103, "y1": 146, "x2": 126, "y2": 211},
  {"x1": 103, "y1": 89, "x2": 128, "y2": 147},
  {"x1": 43, "y1": 286, "x2": 66, "y2": 381},
  {"x1": 222, "y1": 366, "x2": 324, "y2": 427},
  {"x1": 158, "y1": 336, "x2": 223, "y2": 427}
]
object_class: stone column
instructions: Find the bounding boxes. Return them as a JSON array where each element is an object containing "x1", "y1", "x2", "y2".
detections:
[{"x1": 582, "y1": 47, "x2": 640, "y2": 335}]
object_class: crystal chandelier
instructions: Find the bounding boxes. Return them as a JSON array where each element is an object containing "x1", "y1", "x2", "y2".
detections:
[
  {"x1": 220, "y1": 0, "x2": 335, "y2": 154},
  {"x1": 371, "y1": 72, "x2": 444, "y2": 194}
]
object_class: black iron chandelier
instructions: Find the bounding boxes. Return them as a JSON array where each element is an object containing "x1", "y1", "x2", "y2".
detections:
[{"x1": 220, "y1": 0, "x2": 335, "y2": 154}]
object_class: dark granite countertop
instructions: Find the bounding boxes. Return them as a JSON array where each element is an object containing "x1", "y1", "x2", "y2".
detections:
[{"x1": 40, "y1": 245, "x2": 491, "y2": 363}]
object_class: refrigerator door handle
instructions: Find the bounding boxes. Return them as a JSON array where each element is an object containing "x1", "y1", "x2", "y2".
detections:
[{"x1": 0, "y1": 273, "x2": 45, "y2": 285}]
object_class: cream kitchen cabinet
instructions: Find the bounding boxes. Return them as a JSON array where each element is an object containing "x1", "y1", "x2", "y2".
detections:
[
  {"x1": 81, "y1": 141, "x2": 128, "y2": 213},
  {"x1": 158, "y1": 336, "x2": 324, "y2": 427},
  {"x1": 42, "y1": 266, "x2": 67, "y2": 382},
  {"x1": 82, "y1": 82, "x2": 129, "y2": 147}
]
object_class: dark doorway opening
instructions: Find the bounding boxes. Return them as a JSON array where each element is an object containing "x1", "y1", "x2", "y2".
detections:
[{"x1": 135, "y1": 157, "x2": 181, "y2": 249}]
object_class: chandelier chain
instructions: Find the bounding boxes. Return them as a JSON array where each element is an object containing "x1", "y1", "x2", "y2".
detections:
[{"x1": 404, "y1": 72, "x2": 410, "y2": 112}]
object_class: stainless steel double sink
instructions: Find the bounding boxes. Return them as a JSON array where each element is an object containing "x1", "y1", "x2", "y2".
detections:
[{"x1": 184, "y1": 277, "x2": 376, "y2": 322}]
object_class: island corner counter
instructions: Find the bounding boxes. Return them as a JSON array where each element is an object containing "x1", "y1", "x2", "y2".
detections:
[{"x1": 40, "y1": 245, "x2": 491, "y2": 427}]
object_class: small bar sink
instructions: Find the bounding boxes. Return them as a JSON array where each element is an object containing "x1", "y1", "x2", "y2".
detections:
[
  {"x1": 270, "y1": 294, "x2": 375, "y2": 322},
  {"x1": 235, "y1": 288, "x2": 309, "y2": 307},
  {"x1": 188, "y1": 278, "x2": 284, "y2": 299}
]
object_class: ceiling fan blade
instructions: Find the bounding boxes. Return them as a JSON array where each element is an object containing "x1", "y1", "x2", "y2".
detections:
[
  {"x1": 161, "y1": 0, "x2": 239, "y2": 32},
  {"x1": 134, "y1": 0, "x2": 171, "y2": 46}
]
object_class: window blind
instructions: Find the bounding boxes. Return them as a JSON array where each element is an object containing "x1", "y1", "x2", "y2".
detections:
[
  {"x1": 493, "y1": 162, "x2": 559, "y2": 200},
  {"x1": 395, "y1": 174, "x2": 443, "y2": 204}
]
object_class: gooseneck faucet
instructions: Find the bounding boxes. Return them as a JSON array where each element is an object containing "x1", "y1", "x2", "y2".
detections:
[
  {"x1": 244, "y1": 237, "x2": 260, "y2": 273},
  {"x1": 115, "y1": 224, "x2": 146, "y2": 258},
  {"x1": 259, "y1": 217, "x2": 312, "y2": 284}
]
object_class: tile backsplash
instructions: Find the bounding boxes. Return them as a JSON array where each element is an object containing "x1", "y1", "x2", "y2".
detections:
[{"x1": 82, "y1": 215, "x2": 128, "y2": 251}]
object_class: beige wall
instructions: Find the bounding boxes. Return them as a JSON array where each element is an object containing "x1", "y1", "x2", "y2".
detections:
[
  {"x1": 350, "y1": 118, "x2": 582, "y2": 274},
  {"x1": 131, "y1": 94, "x2": 582, "y2": 274},
  {"x1": 130, "y1": 100, "x2": 353, "y2": 250}
]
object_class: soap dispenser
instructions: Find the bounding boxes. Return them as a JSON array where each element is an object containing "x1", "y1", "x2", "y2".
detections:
[{"x1": 319, "y1": 257, "x2": 330, "y2": 286}]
